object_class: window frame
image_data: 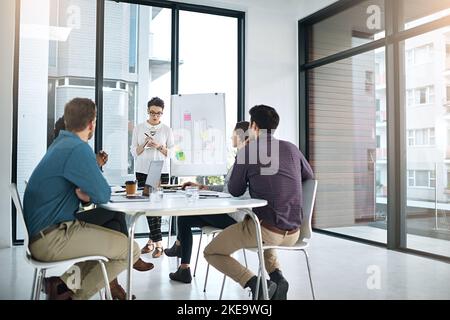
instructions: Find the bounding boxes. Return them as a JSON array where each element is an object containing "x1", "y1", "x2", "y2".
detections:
[
  {"x1": 408, "y1": 43, "x2": 434, "y2": 66},
  {"x1": 408, "y1": 128, "x2": 436, "y2": 146},
  {"x1": 408, "y1": 170, "x2": 435, "y2": 189},
  {"x1": 407, "y1": 86, "x2": 435, "y2": 107}
]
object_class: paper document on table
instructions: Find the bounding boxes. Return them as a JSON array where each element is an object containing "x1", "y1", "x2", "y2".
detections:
[
  {"x1": 111, "y1": 185, "x2": 125, "y2": 193},
  {"x1": 198, "y1": 191, "x2": 231, "y2": 198},
  {"x1": 110, "y1": 195, "x2": 149, "y2": 202}
]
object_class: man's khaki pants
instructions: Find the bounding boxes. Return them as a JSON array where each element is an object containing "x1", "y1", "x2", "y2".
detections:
[
  {"x1": 204, "y1": 216, "x2": 299, "y2": 288},
  {"x1": 29, "y1": 219, "x2": 140, "y2": 300}
]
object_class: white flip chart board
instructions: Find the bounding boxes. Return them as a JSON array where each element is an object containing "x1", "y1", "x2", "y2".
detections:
[{"x1": 170, "y1": 93, "x2": 227, "y2": 176}]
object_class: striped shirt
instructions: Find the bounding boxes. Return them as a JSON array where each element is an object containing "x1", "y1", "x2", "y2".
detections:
[{"x1": 228, "y1": 133, "x2": 314, "y2": 230}]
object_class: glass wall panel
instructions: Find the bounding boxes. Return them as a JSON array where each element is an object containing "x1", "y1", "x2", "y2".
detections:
[
  {"x1": 402, "y1": 26, "x2": 450, "y2": 257},
  {"x1": 308, "y1": 48, "x2": 387, "y2": 243},
  {"x1": 103, "y1": 2, "x2": 172, "y2": 234},
  {"x1": 179, "y1": 11, "x2": 238, "y2": 179},
  {"x1": 17, "y1": 0, "x2": 96, "y2": 239},
  {"x1": 309, "y1": 0, "x2": 385, "y2": 61},
  {"x1": 401, "y1": 0, "x2": 450, "y2": 30}
]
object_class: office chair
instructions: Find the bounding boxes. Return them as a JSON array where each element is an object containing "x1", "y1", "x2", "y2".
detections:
[
  {"x1": 9, "y1": 183, "x2": 112, "y2": 300},
  {"x1": 247, "y1": 179, "x2": 318, "y2": 300}
]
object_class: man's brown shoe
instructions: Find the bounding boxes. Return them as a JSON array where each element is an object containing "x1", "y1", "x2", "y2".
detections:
[
  {"x1": 109, "y1": 278, "x2": 136, "y2": 300},
  {"x1": 44, "y1": 276, "x2": 73, "y2": 300},
  {"x1": 133, "y1": 258, "x2": 154, "y2": 272}
]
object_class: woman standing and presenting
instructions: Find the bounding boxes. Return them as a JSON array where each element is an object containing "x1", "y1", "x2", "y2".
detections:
[{"x1": 130, "y1": 97, "x2": 174, "y2": 258}]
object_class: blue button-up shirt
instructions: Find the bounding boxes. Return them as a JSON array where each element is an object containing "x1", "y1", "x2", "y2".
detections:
[{"x1": 23, "y1": 130, "x2": 111, "y2": 237}]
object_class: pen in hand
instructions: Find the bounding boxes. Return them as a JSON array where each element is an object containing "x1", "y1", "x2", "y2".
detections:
[{"x1": 144, "y1": 133, "x2": 151, "y2": 147}]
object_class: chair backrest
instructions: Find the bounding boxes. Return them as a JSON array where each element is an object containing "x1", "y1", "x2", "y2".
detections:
[
  {"x1": 9, "y1": 183, "x2": 32, "y2": 258},
  {"x1": 299, "y1": 179, "x2": 318, "y2": 243}
]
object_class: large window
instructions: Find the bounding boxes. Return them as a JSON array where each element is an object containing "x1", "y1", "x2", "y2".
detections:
[
  {"x1": 13, "y1": 0, "x2": 244, "y2": 243},
  {"x1": 179, "y1": 11, "x2": 238, "y2": 170},
  {"x1": 103, "y1": 3, "x2": 172, "y2": 185},
  {"x1": 300, "y1": 0, "x2": 450, "y2": 258},
  {"x1": 103, "y1": 2, "x2": 172, "y2": 234},
  {"x1": 308, "y1": 0, "x2": 385, "y2": 61},
  {"x1": 401, "y1": 0, "x2": 450, "y2": 30},
  {"x1": 403, "y1": 26, "x2": 450, "y2": 257},
  {"x1": 16, "y1": 0, "x2": 96, "y2": 241},
  {"x1": 307, "y1": 48, "x2": 388, "y2": 243}
]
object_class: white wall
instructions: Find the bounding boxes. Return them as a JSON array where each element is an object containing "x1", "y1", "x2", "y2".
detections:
[
  {"x1": 176, "y1": 0, "x2": 298, "y2": 143},
  {"x1": 175, "y1": 0, "x2": 338, "y2": 144},
  {"x1": 297, "y1": 0, "x2": 339, "y2": 19},
  {"x1": 0, "y1": 0, "x2": 15, "y2": 248}
]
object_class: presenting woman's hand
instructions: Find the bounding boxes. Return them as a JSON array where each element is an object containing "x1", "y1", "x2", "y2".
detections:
[{"x1": 147, "y1": 139, "x2": 160, "y2": 149}]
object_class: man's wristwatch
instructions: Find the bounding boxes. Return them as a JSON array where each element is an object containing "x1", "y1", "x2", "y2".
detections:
[
  {"x1": 81, "y1": 200, "x2": 92, "y2": 207},
  {"x1": 157, "y1": 145, "x2": 163, "y2": 151}
]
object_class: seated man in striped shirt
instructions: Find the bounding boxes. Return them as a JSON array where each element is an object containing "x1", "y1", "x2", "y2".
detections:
[{"x1": 204, "y1": 105, "x2": 314, "y2": 300}]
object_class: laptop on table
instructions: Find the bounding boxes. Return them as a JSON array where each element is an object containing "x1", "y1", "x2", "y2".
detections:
[{"x1": 110, "y1": 160, "x2": 164, "y2": 202}]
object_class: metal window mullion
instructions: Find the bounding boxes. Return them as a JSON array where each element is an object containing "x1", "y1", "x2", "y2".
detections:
[
  {"x1": 386, "y1": 0, "x2": 406, "y2": 250},
  {"x1": 12, "y1": 0, "x2": 21, "y2": 245},
  {"x1": 298, "y1": 21, "x2": 308, "y2": 157},
  {"x1": 171, "y1": 7, "x2": 179, "y2": 95},
  {"x1": 237, "y1": 16, "x2": 245, "y2": 121},
  {"x1": 95, "y1": 0, "x2": 105, "y2": 153}
]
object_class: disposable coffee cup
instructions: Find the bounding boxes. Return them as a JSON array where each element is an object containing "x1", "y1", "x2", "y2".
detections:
[{"x1": 125, "y1": 180, "x2": 137, "y2": 195}]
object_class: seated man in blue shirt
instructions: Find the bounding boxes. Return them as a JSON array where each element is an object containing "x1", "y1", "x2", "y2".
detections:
[
  {"x1": 204, "y1": 105, "x2": 314, "y2": 300},
  {"x1": 23, "y1": 98, "x2": 153, "y2": 300}
]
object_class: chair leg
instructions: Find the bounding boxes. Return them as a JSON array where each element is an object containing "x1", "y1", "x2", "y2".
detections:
[
  {"x1": 302, "y1": 250, "x2": 315, "y2": 300},
  {"x1": 31, "y1": 268, "x2": 39, "y2": 300},
  {"x1": 254, "y1": 266, "x2": 261, "y2": 300},
  {"x1": 174, "y1": 216, "x2": 178, "y2": 240},
  {"x1": 242, "y1": 249, "x2": 248, "y2": 268},
  {"x1": 35, "y1": 269, "x2": 46, "y2": 300},
  {"x1": 98, "y1": 260, "x2": 112, "y2": 300},
  {"x1": 219, "y1": 274, "x2": 226, "y2": 300},
  {"x1": 167, "y1": 216, "x2": 172, "y2": 248},
  {"x1": 202, "y1": 233, "x2": 217, "y2": 292},
  {"x1": 203, "y1": 263, "x2": 210, "y2": 293},
  {"x1": 253, "y1": 251, "x2": 268, "y2": 300},
  {"x1": 193, "y1": 232, "x2": 203, "y2": 277}
]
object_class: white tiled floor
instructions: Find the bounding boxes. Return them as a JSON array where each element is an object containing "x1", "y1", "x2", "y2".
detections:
[{"x1": 0, "y1": 232, "x2": 449, "y2": 300}]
